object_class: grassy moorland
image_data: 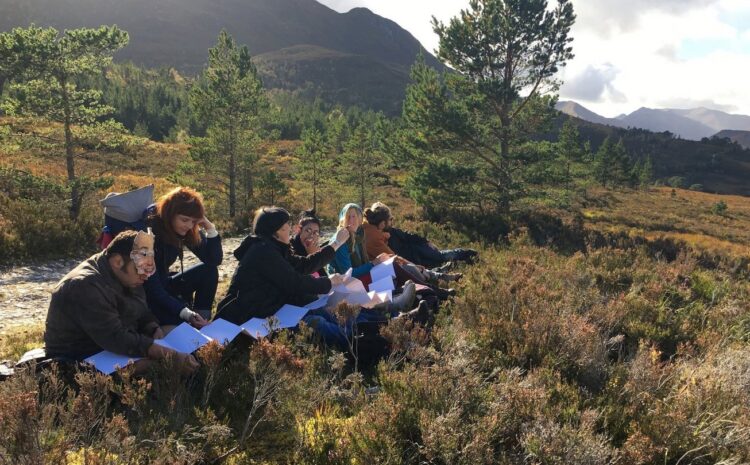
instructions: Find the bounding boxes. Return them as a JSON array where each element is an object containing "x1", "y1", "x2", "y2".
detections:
[{"x1": 3, "y1": 117, "x2": 750, "y2": 463}]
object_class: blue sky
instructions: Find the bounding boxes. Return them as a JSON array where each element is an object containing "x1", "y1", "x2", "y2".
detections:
[{"x1": 317, "y1": 0, "x2": 750, "y2": 116}]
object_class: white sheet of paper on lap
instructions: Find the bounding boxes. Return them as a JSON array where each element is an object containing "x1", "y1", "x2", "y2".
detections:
[
  {"x1": 85, "y1": 351, "x2": 142, "y2": 375},
  {"x1": 304, "y1": 294, "x2": 330, "y2": 310},
  {"x1": 241, "y1": 318, "x2": 271, "y2": 339},
  {"x1": 201, "y1": 318, "x2": 243, "y2": 345},
  {"x1": 369, "y1": 276, "x2": 395, "y2": 293},
  {"x1": 274, "y1": 304, "x2": 309, "y2": 328},
  {"x1": 376, "y1": 290, "x2": 392, "y2": 303},
  {"x1": 342, "y1": 291, "x2": 373, "y2": 307},
  {"x1": 154, "y1": 322, "x2": 211, "y2": 353},
  {"x1": 370, "y1": 257, "x2": 396, "y2": 283}
]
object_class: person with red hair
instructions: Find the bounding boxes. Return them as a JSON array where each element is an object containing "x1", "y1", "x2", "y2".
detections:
[{"x1": 144, "y1": 187, "x2": 223, "y2": 327}]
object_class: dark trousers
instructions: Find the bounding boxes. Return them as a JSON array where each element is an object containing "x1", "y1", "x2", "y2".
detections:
[{"x1": 168, "y1": 263, "x2": 219, "y2": 320}]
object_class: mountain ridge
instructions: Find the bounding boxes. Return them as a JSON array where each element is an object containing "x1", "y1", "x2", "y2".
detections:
[
  {"x1": 0, "y1": 0, "x2": 442, "y2": 113},
  {"x1": 556, "y1": 101, "x2": 750, "y2": 140}
]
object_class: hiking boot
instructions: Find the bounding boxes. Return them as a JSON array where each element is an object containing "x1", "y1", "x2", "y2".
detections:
[
  {"x1": 387, "y1": 280, "x2": 416, "y2": 314},
  {"x1": 397, "y1": 299, "x2": 431, "y2": 324}
]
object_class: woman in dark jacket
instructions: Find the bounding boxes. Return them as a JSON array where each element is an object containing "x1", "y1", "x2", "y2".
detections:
[
  {"x1": 290, "y1": 209, "x2": 328, "y2": 277},
  {"x1": 216, "y1": 207, "x2": 349, "y2": 323},
  {"x1": 144, "y1": 187, "x2": 222, "y2": 327}
]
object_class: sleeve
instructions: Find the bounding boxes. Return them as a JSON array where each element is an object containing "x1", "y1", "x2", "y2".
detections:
[
  {"x1": 253, "y1": 246, "x2": 332, "y2": 296},
  {"x1": 143, "y1": 269, "x2": 186, "y2": 317},
  {"x1": 136, "y1": 304, "x2": 160, "y2": 337},
  {"x1": 396, "y1": 228, "x2": 428, "y2": 245},
  {"x1": 286, "y1": 245, "x2": 336, "y2": 275},
  {"x1": 370, "y1": 230, "x2": 395, "y2": 258},
  {"x1": 329, "y1": 243, "x2": 373, "y2": 278},
  {"x1": 71, "y1": 282, "x2": 154, "y2": 357},
  {"x1": 188, "y1": 232, "x2": 223, "y2": 267}
]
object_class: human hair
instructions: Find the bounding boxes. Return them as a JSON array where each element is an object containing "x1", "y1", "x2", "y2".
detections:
[
  {"x1": 364, "y1": 202, "x2": 391, "y2": 226},
  {"x1": 298, "y1": 209, "x2": 321, "y2": 228},
  {"x1": 154, "y1": 187, "x2": 205, "y2": 247},
  {"x1": 338, "y1": 204, "x2": 363, "y2": 229},
  {"x1": 252, "y1": 206, "x2": 291, "y2": 238},
  {"x1": 104, "y1": 230, "x2": 138, "y2": 269}
]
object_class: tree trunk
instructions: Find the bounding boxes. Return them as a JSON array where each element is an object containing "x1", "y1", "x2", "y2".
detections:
[
  {"x1": 229, "y1": 150, "x2": 236, "y2": 218},
  {"x1": 228, "y1": 125, "x2": 236, "y2": 218},
  {"x1": 61, "y1": 79, "x2": 79, "y2": 220}
]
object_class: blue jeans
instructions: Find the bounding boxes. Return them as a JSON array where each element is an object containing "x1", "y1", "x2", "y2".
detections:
[{"x1": 302, "y1": 308, "x2": 387, "y2": 349}]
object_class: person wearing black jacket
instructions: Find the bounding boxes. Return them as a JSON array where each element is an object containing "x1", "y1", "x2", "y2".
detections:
[
  {"x1": 216, "y1": 207, "x2": 346, "y2": 321},
  {"x1": 388, "y1": 227, "x2": 478, "y2": 269},
  {"x1": 290, "y1": 210, "x2": 328, "y2": 277}
]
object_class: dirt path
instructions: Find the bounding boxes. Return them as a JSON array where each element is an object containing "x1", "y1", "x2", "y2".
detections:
[{"x1": 0, "y1": 237, "x2": 245, "y2": 335}]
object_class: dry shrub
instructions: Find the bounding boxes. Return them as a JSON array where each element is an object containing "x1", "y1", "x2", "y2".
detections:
[{"x1": 455, "y1": 244, "x2": 608, "y2": 389}]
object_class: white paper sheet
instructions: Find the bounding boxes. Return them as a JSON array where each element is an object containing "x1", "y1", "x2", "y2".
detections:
[
  {"x1": 201, "y1": 318, "x2": 243, "y2": 345},
  {"x1": 369, "y1": 276, "x2": 395, "y2": 293},
  {"x1": 154, "y1": 322, "x2": 212, "y2": 354},
  {"x1": 303, "y1": 294, "x2": 330, "y2": 310},
  {"x1": 241, "y1": 318, "x2": 271, "y2": 339},
  {"x1": 273, "y1": 304, "x2": 309, "y2": 328},
  {"x1": 85, "y1": 351, "x2": 142, "y2": 375},
  {"x1": 370, "y1": 257, "x2": 396, "y2": 282}
]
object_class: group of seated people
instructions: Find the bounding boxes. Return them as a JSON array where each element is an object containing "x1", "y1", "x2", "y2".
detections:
[{"x1": 43, "y1": 187, "x2": 477, "y2": 374}]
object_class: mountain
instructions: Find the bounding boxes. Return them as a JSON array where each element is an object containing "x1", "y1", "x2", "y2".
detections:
[
  {"x1": 555, "y1": 101, "x2": 617, "y2": 126},
  {"x1": 667, "y1": 108, "x2": 750, "y2": 133},
  {"x1": 714, "y1": 130, "x2": 750, "y2": 149},
  {"x1": 556, "y1": 101, "x2": 750, "y2": 141},
  {"x1": 619, "y1": 107, "x2": 716, "y2": 140},
  {"x1": 0, "y1": 0, "x2": 442, "y2": 113}
]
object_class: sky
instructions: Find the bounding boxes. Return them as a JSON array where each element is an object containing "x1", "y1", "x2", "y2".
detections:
[{"x1": 317, "y1": 0, "x2": 750, "y2": 117}]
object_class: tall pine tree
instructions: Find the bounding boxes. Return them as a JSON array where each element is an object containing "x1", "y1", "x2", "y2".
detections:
[{"x1": 190, "y1": 30, "x2": 266, "y2": 217}]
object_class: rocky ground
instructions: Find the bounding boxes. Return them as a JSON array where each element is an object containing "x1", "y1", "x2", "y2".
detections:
[{"x1": 0, "y1": 237, "x2": 245, "y2": 335}]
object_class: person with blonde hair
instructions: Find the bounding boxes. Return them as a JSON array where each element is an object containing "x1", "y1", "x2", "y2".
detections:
[
  {"x1": 144, "y1": 187, "x2": 222, "y2": 327},
  {"x1": 327, "y1": 203, "x2": 390, "y2": 286}
]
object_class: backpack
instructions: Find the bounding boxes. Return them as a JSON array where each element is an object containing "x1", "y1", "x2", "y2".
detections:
[{"x1": 96, "y1": 184, "x2": 156, "y2": 249}]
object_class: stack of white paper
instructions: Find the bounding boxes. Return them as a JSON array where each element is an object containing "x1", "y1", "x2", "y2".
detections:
[{"x1": 370, "y1": 257, "x2": 396, "y2": 283}]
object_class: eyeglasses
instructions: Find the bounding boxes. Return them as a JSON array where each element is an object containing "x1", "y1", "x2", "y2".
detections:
[{"x1": 302, "y1": 227, "x2": 320, "y2": 237}]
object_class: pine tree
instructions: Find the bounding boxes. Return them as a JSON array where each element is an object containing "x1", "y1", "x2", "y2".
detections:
[
  {"x1": 401, "y1": 0, "x2": 576, "y2": 214},
  {"x1": 1, "y1": 25, "x2": 128, "y2": 219},
  {"x1": 189, "y1": 30, "x2": 266, "y2": 218},
  {"x1": 294, "y1": 127, "x2": 332, "y2": 212},
  {"x1": 339, "y1": 120, "x2": 386, "y2": 208}
]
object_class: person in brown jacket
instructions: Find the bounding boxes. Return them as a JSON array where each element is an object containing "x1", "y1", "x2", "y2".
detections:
[
  {"x1": 362, "y1": 202, "x2": 461, "y2": 283},
  {"x1": 44, "y1": 230, "x2": 198, "y2": 373}
]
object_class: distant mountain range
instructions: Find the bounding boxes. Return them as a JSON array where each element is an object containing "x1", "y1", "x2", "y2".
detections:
[
  {"x1": 0, "y1": 0, "x2": 442, "y2": 114},
  {"x1": 556, "y1": 101, "x2": 750, "y2": 141}
]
